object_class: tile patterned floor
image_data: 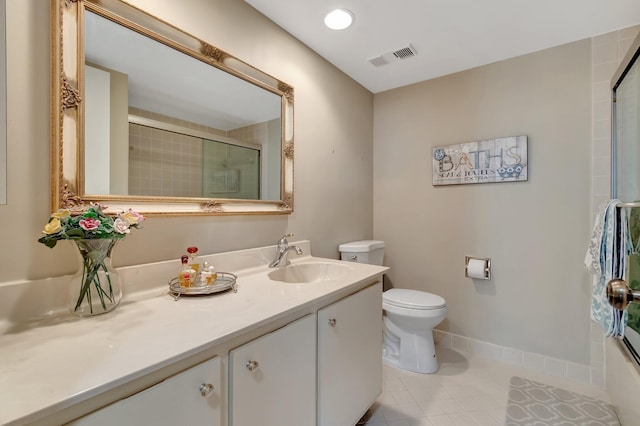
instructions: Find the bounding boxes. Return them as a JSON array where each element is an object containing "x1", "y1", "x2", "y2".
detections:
[{"x1": 358, "y1": 346, "x2": 611, "y2": 426}]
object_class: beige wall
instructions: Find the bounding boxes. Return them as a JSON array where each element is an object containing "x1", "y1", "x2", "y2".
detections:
[
  {"x1": 373, "y1": 40, "x2": 592, "y2": 363},
  {"x1": 0, "y1": 0, "x2": 374, "y2": 282}
]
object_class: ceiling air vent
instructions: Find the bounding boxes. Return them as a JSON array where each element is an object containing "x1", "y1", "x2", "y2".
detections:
[
  {"x1": 393, "y1": 46, "x2": 416, "y2": 59},
  {"x1": 368, "y1": 44, "x2": 417, "y2": 67}
]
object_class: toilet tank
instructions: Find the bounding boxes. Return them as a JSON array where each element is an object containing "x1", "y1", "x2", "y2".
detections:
[{"x1": 338, "y1": 240, "x2": 385, "y2": 265}]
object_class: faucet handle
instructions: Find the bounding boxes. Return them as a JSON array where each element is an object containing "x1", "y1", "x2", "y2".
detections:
[{"x1": 280, "y1": 233, "x2": 294, "y2": 243}]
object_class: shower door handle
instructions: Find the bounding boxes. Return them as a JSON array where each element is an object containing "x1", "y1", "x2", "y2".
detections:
[{"x1": 607, "y1": 279, "x2": 640, "y2": 310}]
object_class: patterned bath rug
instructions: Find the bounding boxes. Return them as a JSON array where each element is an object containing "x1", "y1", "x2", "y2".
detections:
[{"x1": 505, "y1": 376, "x2": 619, "y2": 426}]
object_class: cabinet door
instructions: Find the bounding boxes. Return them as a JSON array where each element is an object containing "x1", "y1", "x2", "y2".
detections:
[
  {"x1": 318, "y1": 282, "x2": 382, "y2": 426},
  {"x1": 229, "y1": 314, "x2": 316, "y2": 426},
  {"x1": 69, "y1": 356, "x2": 221, "y2": 425}
]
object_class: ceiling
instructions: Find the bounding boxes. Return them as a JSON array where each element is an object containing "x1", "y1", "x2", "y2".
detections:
[{"x1": 244, "y1": 0, "x2": 640, "y2": 93}]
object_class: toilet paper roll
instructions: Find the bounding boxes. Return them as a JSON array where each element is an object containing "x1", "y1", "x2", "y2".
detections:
[{"x1": 466, "y1": 258, "x2": 488, "y2": 279}]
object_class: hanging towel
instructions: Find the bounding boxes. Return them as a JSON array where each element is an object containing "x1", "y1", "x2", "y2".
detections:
[{"x1": 584, "y1": 199, "x2": 630, "y2": 338}]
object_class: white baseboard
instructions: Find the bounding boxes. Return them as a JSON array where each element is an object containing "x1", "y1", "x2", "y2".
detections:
[{"x1": 433, "y1": 329, "x2": 603, "y2": 387}]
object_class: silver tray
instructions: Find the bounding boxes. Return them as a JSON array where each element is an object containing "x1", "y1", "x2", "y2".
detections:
[{"x1": 168, "y1": 272, "x2": 237, "y2": 300}]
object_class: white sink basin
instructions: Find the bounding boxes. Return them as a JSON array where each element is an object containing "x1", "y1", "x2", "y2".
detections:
[{"x1": 268, "y1": 262, "x2": 352, "y2": 284}]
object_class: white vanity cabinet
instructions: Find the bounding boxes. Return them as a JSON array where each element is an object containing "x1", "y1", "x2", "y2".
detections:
[
  {"x1": 1, "y1": 241, "x2": 391, "y2": 426},
  {"x1": 317, "y1": 282, "x2": 383, "y2": 426},
  {"x1": 68, "y1": 356, "x2": 222, "y2": 426},
  {"x1": 229, "y1": 314, "x2": 317, "y2": 426}
]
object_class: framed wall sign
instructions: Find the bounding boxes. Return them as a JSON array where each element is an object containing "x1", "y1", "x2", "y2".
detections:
[{"x1": 432, "y1": 135, "x2": 528, "y2": 186}]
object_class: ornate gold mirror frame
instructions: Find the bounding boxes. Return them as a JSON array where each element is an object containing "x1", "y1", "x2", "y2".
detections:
[{"x1": 51, "y1": 0, "x2": 294, "y2": 216}]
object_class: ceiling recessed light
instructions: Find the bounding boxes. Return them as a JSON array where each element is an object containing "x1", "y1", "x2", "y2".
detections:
[{"x1": 324, "y1": 9, "x2": 354, "y2": 30}]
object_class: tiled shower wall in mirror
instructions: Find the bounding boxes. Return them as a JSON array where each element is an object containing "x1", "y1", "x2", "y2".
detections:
[{"x1": 128, "y1": 107, "x2": 265, "y2": 199}]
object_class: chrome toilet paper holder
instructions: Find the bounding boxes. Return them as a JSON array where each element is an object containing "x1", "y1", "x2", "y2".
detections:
[{"x1": 465, "y1": 256, "x2": 491, "y2": 280}]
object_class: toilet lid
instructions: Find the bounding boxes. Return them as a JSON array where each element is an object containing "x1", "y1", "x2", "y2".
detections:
[{"x1": 383, "y1": 288, "x2": 446, "y2": 310}]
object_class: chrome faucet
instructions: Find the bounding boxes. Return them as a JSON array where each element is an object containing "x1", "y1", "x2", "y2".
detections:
[{"x1": 269, "y1": 233, "x2": 303, "y2": 268}]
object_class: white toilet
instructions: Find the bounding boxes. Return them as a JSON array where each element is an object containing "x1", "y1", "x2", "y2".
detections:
[{"x1": 339, "y1": 240, "x2": 448, "y2": 374}]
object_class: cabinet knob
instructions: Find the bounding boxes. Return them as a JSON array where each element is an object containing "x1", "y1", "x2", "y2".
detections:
[
  {"x1": 199, "y1": 383, "x2": 214, "y2": 397},
  {"x1": 328, "y1": 318, "x2": 337, "y2": 327},
  {"x1": 246, "y1": 360, "x2": 259, "y2": 371}
]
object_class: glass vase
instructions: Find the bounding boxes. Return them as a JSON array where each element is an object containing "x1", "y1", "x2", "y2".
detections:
[{"x1": 68, "y1": 238, "x2": 122, "y2": 317}]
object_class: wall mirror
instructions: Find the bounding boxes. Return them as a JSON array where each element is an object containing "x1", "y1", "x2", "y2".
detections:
[
  {"x1": 51, "y1": 0, "x2": 294, "y2": 215},
  {"x1": 611, "y1": 30, "x2": 640, "y2": 364}
]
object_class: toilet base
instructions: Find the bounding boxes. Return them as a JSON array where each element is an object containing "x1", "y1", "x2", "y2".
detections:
[
  {"x1": 382, "y1": 326, "x2": 439, "y2": 374},
  {"x1": 382, "y1": 354, "x2": 439, "y2": 374}
]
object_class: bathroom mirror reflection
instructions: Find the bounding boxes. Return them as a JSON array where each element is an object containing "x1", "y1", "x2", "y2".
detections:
[
  {"x1": 51, "y1": 0, "x2": 294, "y2": 215},
  {"x1": 84, "y1": 10, "x2": 282, "y2": 201}
]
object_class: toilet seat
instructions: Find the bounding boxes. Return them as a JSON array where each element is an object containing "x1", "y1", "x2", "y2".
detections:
[{"x1": 383, "y1": 288, "x2": 446, "y2": 310}]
